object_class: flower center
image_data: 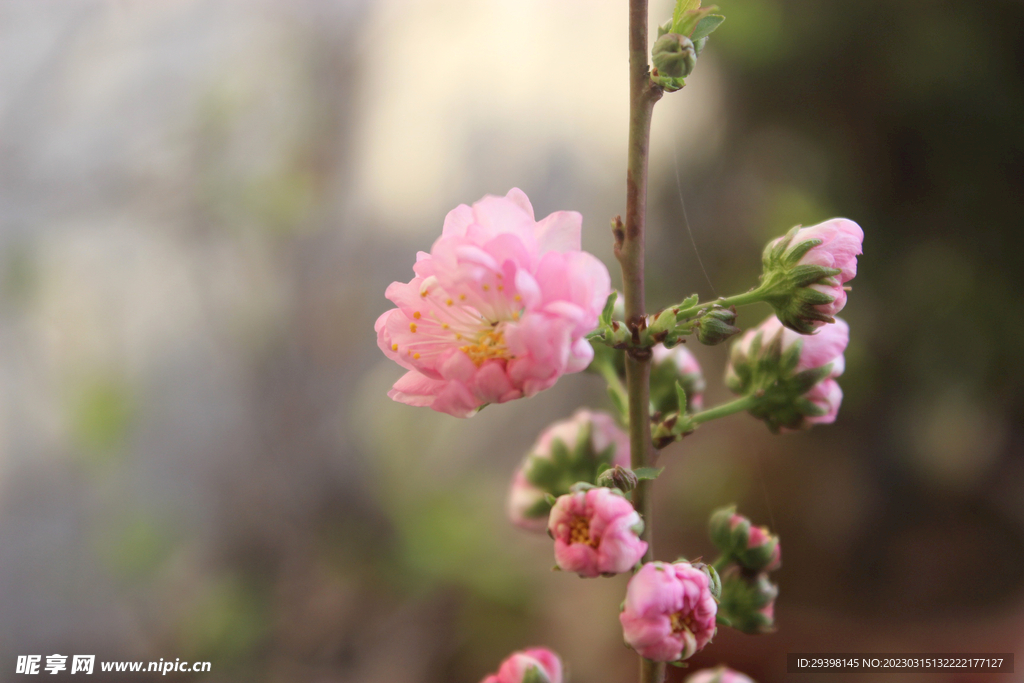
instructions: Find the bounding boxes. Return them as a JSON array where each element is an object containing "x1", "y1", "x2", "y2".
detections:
[
  {"x1": 569, "y1": 517, "x2": 599, "y2": 547},
  {"x1": 669, "y1": 611, "x2": 696, "y2": 634},
  {"x1": 460, "y1": 327, "x2": 509, "y2": 366}
]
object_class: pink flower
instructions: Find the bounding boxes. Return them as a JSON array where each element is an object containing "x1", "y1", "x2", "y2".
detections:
[
  {"x1": 480, "y1": 648, "x2": 563, "y2": 683},
  {"x1": 548, "y1": 487, "x2": 647, "y2": 577},
  {"x1": 762, "y1": 218, "x2": 863, "y2": 333},
  {"x1": 620, "y1": 561, "x2": 718, "y2": 662},
  {"x1": 726, "y1": 315, "x2": 849, "y2": 430},
  {"x1": 651, "y1": 344, "x2": 705, "y2": 411},
  {"x1": 508, "y1": 409, "x2": 630, "y2": 532},
  {"x1": 376, "y1": 189, "x2": 611, "y2": 417},
  {"x1": 685, "y1": 667, "x2": 756, "y2": 683}
]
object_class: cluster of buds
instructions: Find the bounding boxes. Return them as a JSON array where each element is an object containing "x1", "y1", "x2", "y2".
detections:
[
  {"x1": 758, "y1": 219, "x2": 864, "y2": 334},
  {"x1": 725, "y1": 315, "x2": 849, "y2": 432},
  {"x1": 480, "y1": 648, "x2": 562, "y2": 683},
  {"x1": 710, "y1": 508, "x2": 781, "y2": 634},
  {"x1": 507, "y1": 410, "x2": 630, "y2": 531},
  {"x1": 644, "y1": 301, "x2": 739, "y2": 349}
]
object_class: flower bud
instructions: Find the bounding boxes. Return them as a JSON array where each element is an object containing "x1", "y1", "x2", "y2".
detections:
[
  {"x1": 685, "y1": 667, "x2": 756, "y2": 683},
  {"x1": 725, "y1": 315, "x2": 849, "y2": 432},
  {"x1": 652, "y1": 33, "x2": 697, "y2": 80},
  {"x1": 597, "y1": 464, "x2": 638, "y2": 492},
  {"x1": 508, "y1": 410, "x2": 630, "y2": 531},
  {"x1": 549, "y1": 487, "x2": 647, "y2": 577},
  {"x1": 481, "y1": 648, "x2": 563, "y2": 683},
  {"x1": 692, "y1": 306, "x2": 740, "y2": 346},
  {"x1": 620, "y1": 561, "x2": 718, "y2": 662},
  {"x1": 650, "y1": 344, "x2": 705, "y2": 414},
  {"x1": 709, "y1": 507, "x2": 781, "y2": 573},
  {"x1": 759, "y1": 219, "x2": 864, "y2": 334},
  {"x1": 718, "y1": 567, "x2": 778, "y2": 635}
]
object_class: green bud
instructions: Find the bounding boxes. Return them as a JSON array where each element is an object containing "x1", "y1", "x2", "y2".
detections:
[
  {"x1": 694, "y1": 306, "x2": 740, "y2": 345},
  {"x1": 597, "y1": 465, "x2": 638, "y2": 492},
  {"x1": 718, "y1": 567, "x2": 778, "y2": 634},
  {"x1": 652, "y1": 33, "x2": 697, "y2": 80}
]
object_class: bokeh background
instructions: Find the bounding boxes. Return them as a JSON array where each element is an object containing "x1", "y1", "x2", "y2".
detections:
[{"x1": 1, "y1": 1, "x2": 1022, "y2": 681}]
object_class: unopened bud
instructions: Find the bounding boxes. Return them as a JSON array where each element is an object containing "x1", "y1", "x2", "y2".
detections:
[
  {"x1": 597, "y1": 465, "x2": 638, "y2": 492},
  {"x1": 718, "y1": 567, "x2": 777, "y2": 635},
  {"x1": 709, "y1": 506, "x2": 781, "y2": 573},
  {"x1": 694, "y1": 306, "x2": 740, "y2": 345},
  {"x1": 652, "y1": 33, "x2": 697, "y2": 80}
]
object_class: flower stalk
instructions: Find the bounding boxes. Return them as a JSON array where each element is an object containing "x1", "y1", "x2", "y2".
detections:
[{"x1": 622, "y1": 0, "x2": 663, "y2": 681}]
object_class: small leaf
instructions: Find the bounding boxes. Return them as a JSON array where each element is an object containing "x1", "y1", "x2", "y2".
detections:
[
  {"x1": 600, "y1": 290, "x2": 618, "y2": 326},
  {"x1": 544, "y1": 493, "x2": 558, "y2": 506},
  {"x1": 673, "y1": 0, "x2": 701, "y2": 30},
  {"x1": 690, "y1": 14, "x2": 725, "y2": 41},
  {"x1": 675, "y1": 381, "x2": 688, "y2": 414},
  {"x1": 633, "y1": 467, "x2": 665, "y2": 480}
]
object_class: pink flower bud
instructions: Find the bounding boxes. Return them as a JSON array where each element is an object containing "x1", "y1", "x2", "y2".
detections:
[
  {"x1": 729, "y1": 513, "x2": 781, "y2": 572},
  {"x1": 726, "y1": 316, "x2": 848, "y2": 431},
  {"x1": 651, "y1": 344, "x2": 705, "y2": 411},
  {"x1": 685, "y1": 667, "x2": 756, "y2": 683},
  {"x1": 481, "y1": 647, "x2": 563, "y2": 683},
  {"x1": 377, "y1": 189, "x2": 612, "y2": 417},
  {"x1": 761, "y1": 218, "x2": 863, "y2": 333},
  {"x1": 789, "y1": 219, "x2": 863, "y2": 318},
  {"x1": 548, "y1": 487, "x2": 647, "y2": 577},
  {"x1": 508, "y1": 409, "x2": 630, "y2": 531},
  {"x1": 619, "y1": 561, "x2": 718, "y2": 662}
]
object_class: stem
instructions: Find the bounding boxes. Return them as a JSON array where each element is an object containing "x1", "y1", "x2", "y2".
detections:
[
  {"x1": 621, "y1": 1, "x2": 663, "y2": 682},
  {"x1": 674, "y1": 285, "x2": 769, "y2": 320},
  {"x1": 691, "y1": 395, "x2": 758, "y2": 426}
]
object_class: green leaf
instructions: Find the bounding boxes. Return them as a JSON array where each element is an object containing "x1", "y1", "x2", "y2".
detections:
[
  {"x1": 690, "y1": 14, "x2": 725, "y2": 41},
  {"x1": 674, "y1": 381, "x2": 688, "y2": 415},
  {"x1": 600, "y1": 290, "x2": 618, "y2": 326},
  {"x1": 672, "y1": 0, "x2": 701, "y2": 30},
  {"x1": 632, "y1": 467, "x2": 665, "y2": 480}
]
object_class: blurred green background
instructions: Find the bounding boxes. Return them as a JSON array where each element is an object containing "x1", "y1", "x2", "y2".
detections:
[{"x1": 0, "y1": 1, "x2": 1022, "y2": 681}]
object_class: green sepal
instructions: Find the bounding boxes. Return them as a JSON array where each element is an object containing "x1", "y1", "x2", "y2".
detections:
[
  {"x1": 674, "y1": 381, "x2": 688, "y2": 416},
  {"x1": 521, "y1": 664, "x2": 551, "y2": 683}
]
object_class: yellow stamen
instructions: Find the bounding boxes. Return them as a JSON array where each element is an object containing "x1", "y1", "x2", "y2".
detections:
[
  {"x1": 442, "y1": 323, "x2": 449, "y2": 329},
  {"x1": 670, "y1": 611, "x2": 697, "y2": 635},
  {"x1": 497, "y1": 285, "x2": 504, "y2": 291},
  {"x1": 568, "y1": 517, "x2": 599, "y2": 548},
  {"x1": 413, "y1": 311, "x2": 421, "y2": 319},
  {"x1": 459, "y1": 328, "x2": 509, "y2": 366},
  {"x1": 482, "y1": 284, "x2": 490, "y2": 291},
  {"x1": 413, "y1": 353, "x2": 420, "y2": 359},
  {"x1": 420, "y1": 290, "x2": 428, "y2": 298},
  {"x1": 446, "y1": 298, "x2": 453, "y2": 306},
  {"x1": 409, "y1": 323, "x2": 417, "y2": 333},
  {"x1": 514, "y1": 295, "x2": 522, "y2": 302},
  {"x1": 459, "y1": 294, "x2": 467, "y2": 301},
  {"x1": 391, "y1": 343, "x2": 398, "y2": 351}
]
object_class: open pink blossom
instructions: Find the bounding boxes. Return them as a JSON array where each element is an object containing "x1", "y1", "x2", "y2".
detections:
[
  {"x1": 620, "y1": 561, "x2": 718, "y2": 661},
  {"x1": 548, "y1": 487, "x2": 646, "y2": 577},
  {"x1": 727, "y1": 315, "x2": 849, "y2": 429},
  {"x1": 508, "y1": 409, "x2": 630, "y2": 531},
  {"x1": 685, "y1": 667, "x2": 756, "y2": 683},
  {"x1": 481, "y1": 647, "x2": 563, "y2": 683},
  {"x1": 376, "y1": 189, "x2": 611, "y2": 417}
]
